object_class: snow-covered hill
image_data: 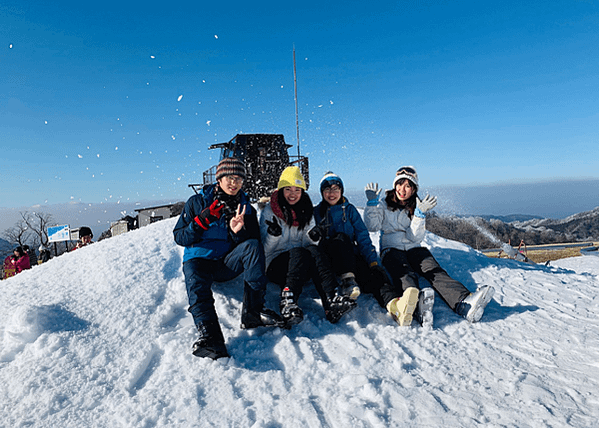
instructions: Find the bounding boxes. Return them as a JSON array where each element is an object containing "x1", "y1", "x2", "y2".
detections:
[{"x1": 1, "y1": 216, "x2": 598, "y2": 427}]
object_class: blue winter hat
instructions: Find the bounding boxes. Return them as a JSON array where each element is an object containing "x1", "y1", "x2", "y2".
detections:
[{"x1": 319, "y1": 171, "x2": 344, "y2": 195}]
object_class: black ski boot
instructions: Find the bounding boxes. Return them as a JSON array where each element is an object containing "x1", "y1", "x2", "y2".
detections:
[
  {"x1": 279, "y1": 287, "x2": 304, "y2": 326},
  {"x1": 339, "y1": 273, "x2": 361, "y2": 301},
  {"x1": 192, "y1": 320, "x2": 229, "y2": 360},
  {"x1": 325, "y1": 294, "x2": 357, "y2": 324},
  {"x1": 241, "y1": 283, "x2": 286, "y2": 329}
]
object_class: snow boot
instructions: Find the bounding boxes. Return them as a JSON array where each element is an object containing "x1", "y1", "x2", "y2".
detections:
[
  {"x1": 279, "y1": 287, "x2": 303, "y2": 326},
  {"x1": 241, "y1": 307, "x2": 286, "y2": 329},
  {"x1": 325, "y1": 294, "x2": 357, "y2": 324},
  {"x1": 339, "y1": 273, "x2": 361, "y2": 301},
  {"x1": 414, "y1": 288, "x2": 435, "y2": 328},
  {"x1": 456, "y1": 285, "x2": 495, "y2": 323},
  {"x1": 192, "y1": 320, "x2": 229, "y2": 360},
  {"x1": 240, "y1": 283, "x2": 286, "y2": 329},
  {"x1": 386, "y1": 287, "x2": 419, "y2": 327}
]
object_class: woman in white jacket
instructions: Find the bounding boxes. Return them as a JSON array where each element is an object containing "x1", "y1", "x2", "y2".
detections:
[
  {"x1": 260, "y1": 166, "x2": 356, "y2": 326},
  {"x1": 364, "y1": 166, "x2": 494, "y2": 326}
]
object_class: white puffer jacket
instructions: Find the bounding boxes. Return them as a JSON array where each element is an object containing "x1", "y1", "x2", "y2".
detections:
[
  {"x1": 364, "y1": 196, "x2": 425, "y2": 254},
  {"x1": 259, "y1": 203, "x2": 318, "y2": 269}
]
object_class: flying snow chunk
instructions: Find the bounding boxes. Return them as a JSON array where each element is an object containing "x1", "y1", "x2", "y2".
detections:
[
  {"x1": 214, "y1": 35, "x2": 218, "y2": 39},
  {"x1": 177, "y1": 95, "x2": 183, "y2": 102},
  {"x1": 78, "y1": 154, "x2": 83, "y2": 158},
  {"x1": 9, "y1": 44, "x2": 13, "y2": 49},
  {"x1": 206, "y1": 121, "x2": 211, "y2": 126},
  {"x1": 150, "y1": 55, "x2": 155, "y2": 59},
  {"x1": 44, "y1": 121, "x2": 48, "y2": 125},
  {"x1": 171, "y1": 136, "x2": 176, "y2": 140}
]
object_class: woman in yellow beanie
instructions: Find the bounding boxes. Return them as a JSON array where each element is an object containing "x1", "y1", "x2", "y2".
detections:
[{"x1": 259, "y1": 166, "x2": 357, "y2": 325}]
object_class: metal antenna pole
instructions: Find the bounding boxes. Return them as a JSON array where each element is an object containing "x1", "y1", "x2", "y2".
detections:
[{"x1": 293, "y1": 46, "x2": 300, "y2": 158}]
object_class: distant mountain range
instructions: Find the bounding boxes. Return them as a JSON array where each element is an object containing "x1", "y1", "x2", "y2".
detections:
[
  {"x1": 426, "y1": 206, "x2": 599, "y2": 250},
  {"x1": 477, "y1": 214, "x2": 543, "y2": 223},
  {"x1": 512, "y1": 207, "x2": 599, "y2": 229}
]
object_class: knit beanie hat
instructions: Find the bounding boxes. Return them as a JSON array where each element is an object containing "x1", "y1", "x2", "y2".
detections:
[
  {"x1": 79, "y1": 226, "x2": 93, "y2": 238},
  {"x1": 393, "y1": 166, "x2": 418, "y2": 190},
  {"x1": 277, "y1": 166, "x2": 307, "y2": 190},
  {"x1": 319, "y1": 171, "x2": 344, "y2": 195},
  {"x1": 215, "y1": 157, "x2": 247, "y2": 181}
]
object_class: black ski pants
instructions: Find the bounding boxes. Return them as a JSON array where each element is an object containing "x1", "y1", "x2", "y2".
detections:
[
  {"x1": 319, "y1": 232, "x2": 389, "y2": 302},
  {"x1": 382, "y1": 247, "x2": 471, "y2": 311},
  {"x1": 266, "y1": 245, "x2": 338, "y2": 310}
]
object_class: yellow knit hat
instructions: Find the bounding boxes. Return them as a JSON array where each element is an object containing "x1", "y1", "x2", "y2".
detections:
[{"x1": 277, "y1": 166, "x2": 307, "y2": 190}]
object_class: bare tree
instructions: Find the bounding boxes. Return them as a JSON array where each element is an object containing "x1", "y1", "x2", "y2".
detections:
[
  {"x1": 3, "y1": 218, "x2": 31, "y2": 248},
  {"x1": 21, "y1": 211, "x2": 54, "y2": 247}
]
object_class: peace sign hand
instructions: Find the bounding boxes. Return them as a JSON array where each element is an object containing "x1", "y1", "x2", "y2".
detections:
[{"x1": 229, "y1": 204, "x2": 247, "y2": 234}]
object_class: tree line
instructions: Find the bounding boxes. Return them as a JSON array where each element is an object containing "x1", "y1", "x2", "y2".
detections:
[{"x1": 3, "y1": 211, "x2": 54, "y2": 250}]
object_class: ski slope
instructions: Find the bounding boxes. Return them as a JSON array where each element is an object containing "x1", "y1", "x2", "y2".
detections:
[{"x1": 1, "y1": 216, "x2": 598, "y2": 427}]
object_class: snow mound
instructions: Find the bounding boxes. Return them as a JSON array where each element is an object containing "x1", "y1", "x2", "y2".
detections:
[{"x1": 1, "y1": 217, "x2": 598, "y2": 427}]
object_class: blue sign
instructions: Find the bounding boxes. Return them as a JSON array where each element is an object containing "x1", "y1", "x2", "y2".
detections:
[{"x1": 48, "y1": 225, "x2": 70, "y2": 242}]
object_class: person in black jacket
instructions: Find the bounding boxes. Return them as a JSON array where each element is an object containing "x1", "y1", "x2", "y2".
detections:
[
  {"x1": 22, "y1": 245, "x2": 38, "y2": 267},
  {"x1": 173, "y1": 157, "x2": 284, "y2": 360},
  {"x1": 39, "y1": 245, "x2": 51, "y2": 263}
]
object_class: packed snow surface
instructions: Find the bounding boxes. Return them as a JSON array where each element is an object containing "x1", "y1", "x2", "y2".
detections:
[{"x1": 1, "y1": 216, "x2": 598, "y2": 427}]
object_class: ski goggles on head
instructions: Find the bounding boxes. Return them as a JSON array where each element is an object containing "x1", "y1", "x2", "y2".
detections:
[{"x1": 396, "y1": 166, "x2": 416, "y2": 176}]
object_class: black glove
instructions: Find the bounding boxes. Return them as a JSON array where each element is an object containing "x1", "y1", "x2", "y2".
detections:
[
  {"x1": 308, "y1": 226, "x2": 322, "y2": 242},
  {"x1": 265, "y1": 216, "x2": 282, "y2": 237},
  {"x1": 194, "y1": 200, "x2": 224, "y2": 230}
]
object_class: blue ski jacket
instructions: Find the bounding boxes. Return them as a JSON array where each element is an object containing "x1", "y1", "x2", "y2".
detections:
[
  {"x1": 173, "y1": 184, "x2": 260, "y2": 263},
  {"x1": 313, "y1": 197, "x2": 380, "y2": 266}
]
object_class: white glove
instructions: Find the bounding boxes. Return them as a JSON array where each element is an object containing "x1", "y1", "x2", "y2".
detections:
[
  {"x1": 416, "y1": 194, "x2": 437, "y2": 213},
  {"x1": 365, "y1": 182, "x2": 382, "y2": 202}
]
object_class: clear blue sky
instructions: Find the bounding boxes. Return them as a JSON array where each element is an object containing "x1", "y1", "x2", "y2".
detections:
[{"x1": 2, "y1": 0, "x2": 598, "y2": 209}]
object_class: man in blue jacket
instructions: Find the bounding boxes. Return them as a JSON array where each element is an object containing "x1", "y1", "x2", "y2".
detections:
[{"x1": 174, "y1": 157, "x2": 284, "y2": 360}]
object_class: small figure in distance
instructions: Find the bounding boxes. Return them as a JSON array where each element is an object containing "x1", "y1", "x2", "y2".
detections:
[
  {"x1": 73, "y1": 226, "x2": 93, "y2": 251},
  {"x1": 39, "y1": 245, "x2": 52, "y2": 263},
  {"x1": 11, "y1": 246, "x2": 31, "y2": 275}
]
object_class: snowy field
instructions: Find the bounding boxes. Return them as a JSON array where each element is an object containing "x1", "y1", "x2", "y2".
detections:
[{"x1": 1, "y1": 215, "x2": 598, "y2": 427}]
